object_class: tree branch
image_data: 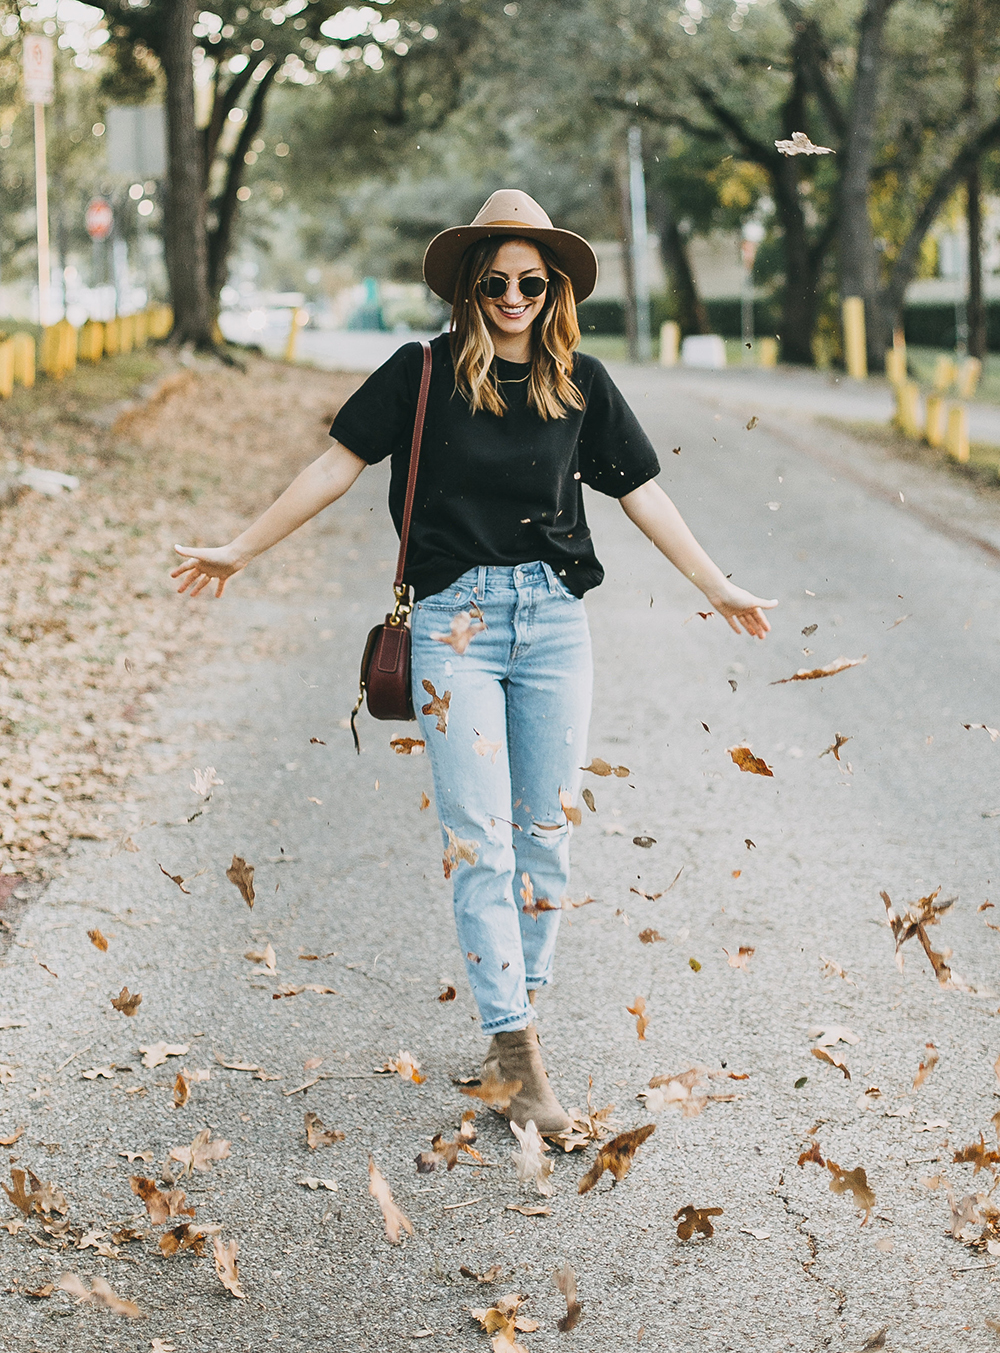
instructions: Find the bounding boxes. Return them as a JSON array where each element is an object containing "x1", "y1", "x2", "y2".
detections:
[{"x1": 687, "y1": 79, "x2": 779, "y2": 167}]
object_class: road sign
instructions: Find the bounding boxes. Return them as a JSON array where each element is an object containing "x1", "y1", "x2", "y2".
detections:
[
  {"x1": 23, "y1": 34, "x2": 54, "y2": 106},
  {"x1": 85, "y1": 197, "x2": 113, "y2": 242},
  {"x1": 106, "y1": 105, "x2": 166, "y2": 179}
]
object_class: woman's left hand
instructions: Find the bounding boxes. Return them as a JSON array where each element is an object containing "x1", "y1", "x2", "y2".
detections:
[{"x1": 709, "y1": 584, "x2": 778, "y2": 639}]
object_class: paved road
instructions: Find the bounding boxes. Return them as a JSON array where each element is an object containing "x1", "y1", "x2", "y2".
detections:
[{"x1": 3, "y1": 359, "x2": 1000, "y2": 1353}]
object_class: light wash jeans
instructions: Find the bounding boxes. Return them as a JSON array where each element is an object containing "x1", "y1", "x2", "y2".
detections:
[{"x1": 411, "y1": 561, "x2": 593, "y2": 1035}]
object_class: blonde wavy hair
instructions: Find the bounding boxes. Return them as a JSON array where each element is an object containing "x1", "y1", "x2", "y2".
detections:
[{"x1": 449, "y1": 236, "x2": 586, "y2": 421}]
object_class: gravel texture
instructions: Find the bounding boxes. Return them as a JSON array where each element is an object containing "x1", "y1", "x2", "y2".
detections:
[{"x1": 2, "y1": 361, "x2": 1000, "y2": 1352}]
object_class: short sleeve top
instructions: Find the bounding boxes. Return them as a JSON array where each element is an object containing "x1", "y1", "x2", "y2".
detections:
[{"x1": 329, "y1": 333, "x2": 660, "y2": 601}]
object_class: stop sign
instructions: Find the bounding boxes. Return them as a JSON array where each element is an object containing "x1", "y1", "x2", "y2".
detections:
[{"x1": 85, "y1": 198, "x2": 113, "y2": 241}]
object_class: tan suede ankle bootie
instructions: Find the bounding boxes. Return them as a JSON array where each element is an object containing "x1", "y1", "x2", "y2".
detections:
[{"x1": 482, "y1": 1026, "x2": 571, "y2": 1135}]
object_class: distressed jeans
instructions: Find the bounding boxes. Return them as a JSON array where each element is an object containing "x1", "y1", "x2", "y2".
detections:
[{"x1": 411, "y1": 562, "x2": 593, "y2": 1035}]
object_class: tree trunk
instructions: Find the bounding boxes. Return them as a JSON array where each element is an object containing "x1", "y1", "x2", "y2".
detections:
[
  {"x1": 161, "y1": 0, "x2": 213, "y2": 346},
  {"x1": 648, "y1": 186, "x2": 709, "y2": 335},
  {"x1": 616, "y1": 150, "x2": 639, "y2": 361},
  {"x1": 967, "y1": 163, "x2": 986, "y2": 360},
  {"x1": 837, "y1": 0, "x2": 896, "y2": 368},
  {"x1": 772, "y1": 161, "x2": 821, "y2": 364}
]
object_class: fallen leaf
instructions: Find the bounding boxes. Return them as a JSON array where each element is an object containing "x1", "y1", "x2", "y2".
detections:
[
  {"x1": 298, "y1": 1175, "x2": 338, "y2": 1191},
  {"x1": 129, "y1": 1176, "x2": 196, "y2": 1224},
  {"x1": 25, "y1": 1282, "x2": 55, "y2": 1298},
  {"x1": 771, "y1": 655, "x2": 867, "y2": 684},
  {"x1": 159, "y1": 1220, "x2": 222, "y2": 1256},
  {"x1": 723, "y1": 946, "x2": 755, "y2": 970},
  {"x1": 81, "y1": 1065, "x2": 115, "y2": 1080},
  {"x1": 190, "y1": 767, "x2": 223, "y2": 796},
  {"x1": 774, "y1": 131, "x2": 835, "y2": 155},
  {"x1": 819, "y1": 733, "x2": 851, "y2": 762},
  {"x1": 880, "y1": 886, "x2": 969, "y2": 989},
  {"x1": 559, "y1": 790, "x2": 582, "y2": 826},
  {"x1": 139, "y1": 1042, "x2": 189, "y2": 1069},
  {"x1": 740, "y1": 1226, "x2": 770, "y2": 1240},
  {"x1": 158, "y1": 863, "x2": 194, "y2": 894},
  {"x1": 421, "y1": 679, "x2": 451, "y2": 734},
  {"x1": 377, "y1": 1051, "x2": 426, "y2": 1084},
  {"x1": 511, "y1": 1120, "x2": 554, "y2": 1196},
  {"x1": 688, "y1": 957, "x2": 701, "y2": 972},
  {"x1": 964, "y1": 723, "x2": 1000, "y2": 741},
  {"x1": 419, "y1": 792, "x2": 431, "y2": 811},
  {"x1": 226, "y1": 855, "x2": 255, "y2": 909},
  {"x1": 309, "y1": 737, "x2": 326, "y2": 745},
  {"x1": 674, "y1": 1204, "x2": 724, "y2": 1239},
  {"x1": 213, "y1": 1054, "x2": 261, "y2": 1072},
  {"x1": 87, "y1": 928, "x2": 109, "y2": 951},
  {"x1": 469, "y1": 1292, "x2": 537, "y2": 1349},
  {"x1": 111, "y1": 986, "x2": 142, "y2": 1016},
  {"x1": 458, "y1": 1072, "x2": 522, "y2": 1111},
  {"x1": 167, "y1": 1129, "x2": 231, "y2": 1176},
  {"x1": 212, "y1": 1235, "x2": 245, "y2": 1299},
  {"x1": 119, "y1": 1150, "x2": 154, "y2": 1163},
  {"x1": 727, "y1": 746, "x2": 774, "y2": 776},
  {"x1": 639, "y1": 928, "x2": 665, "y2": 944},
  {"x1": 418, "y1": 1114, "x2": 483, "y2": 1173},
  {"x1": 244, "y1": 942, "x2": 276, "y2": 972},
  {"x1": 578, "y1": 1124, "x2": 655, "y2": 1194},
  {"x1": 390, "y1": 737, "x2": 426, "y2": 755},
  {"x1": 861, "y1": 1328, "x2": 889, "y2": 1351},
  {"x1": 632, "y1": 835, "x2": 657, "y2": 848},
  {"x1": 745, "y1": 416, "x2": 758, "y2": 430},
  {"x1": 627, "y1": 997, "x2": 648, "y2": 1040},
  {"x1": 811, "y1": 1047, "x2": 851, "y2": 1079},
  {"x1": 443, "y1": 825, "x2": 479, "y2": 879},
  {"x1": 913, "y1": 1043, "x2": 939, "y2": 1089},
  {"x1": 461, "y1": 1263, "x2": 504, "y2": 1283},
  {"x1": 438, "y1": 985, "x2": 457, "y2": 1002},
  {"x1": 644, "y1": 1065, "x2": 739, "y2": 1117},
  {"x1": 809, "y1": 1024, "x2": 860, "y2": 1047},
  {"x1": 819, "y1": 955, "x2": 856, "y2": 985},
  {"x1": 553, "y1": 1261, "x2": 582, "y2": 1331},
  {"x1": 58, "y1": 1272, "x2": 142, "y2": 1317},
  {"x1": 173, "y1": 1071, "x2": 191, "y2": 1108},
  {"x1": 473, "y1": 734, "x2": 502, "y2": 764},
  {"x1": 631, "y1": 888, "x2": 663, "y2": 901},
  {"x1": 798, "y1": 1139, "x2": 825, "y2": 1168},
  {"x1": 827, "y1": 1160, "x2": 875, "y2": 1221},
  {"x1": 0, "y1": 1126, "x2": 25, "y2": 1147},
  {"x1": 953, "y1": 1134, "x2": 1000, "y2": 1175},
  {"x1": 580, "y1": 758, "x2": 630, "y2": 777},
  {"x1": 505, "y1": 1202, "x2": 551, "y2": 1216},
  {"x1": 305, "y1": 1111, "x2": 345, "y2": 1149},
  {"x1": 431, "y1": 610, "x2": 486, "y2": 655},
  {"x1": 2, "y1": 1167, "x2": 68, "y2": 1217},
  {"x1": 368, "y1": 1157, "x2": 413, "y2": 1244}
]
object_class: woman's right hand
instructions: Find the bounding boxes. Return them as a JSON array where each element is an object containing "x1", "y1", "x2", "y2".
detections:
[{"x1": 171, "y1": 543, "x2": 244, "y2": 598}]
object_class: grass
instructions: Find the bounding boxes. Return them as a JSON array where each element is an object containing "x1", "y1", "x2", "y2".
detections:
[
  {"x1": 904, "y1": 345, "x2": 1000, "y2": 406},
  {"x1": 1, "y1": 348, "x2": 165, "y2": 425},
  {"x1": 822, "y1": 415, "x2": 1000, "y2": 492}
]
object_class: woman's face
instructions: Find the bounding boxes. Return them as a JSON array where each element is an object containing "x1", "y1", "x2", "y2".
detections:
[{"x1": 476, "y1": 239, "x2": 549, "y2": 346}]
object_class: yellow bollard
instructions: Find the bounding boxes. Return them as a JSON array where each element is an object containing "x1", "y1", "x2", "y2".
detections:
[
  {"x1": 885, "y1": 347, "x2": 906, "y2": 386},
  {"x1": 924, "y1": 394, "x2": 946, "y2": 448},
  {"x1": 932, "y1": 354, "x2": 957, "y2": 391},
  {"x1": 946, "y1": 404, "x2": 970, "y2": 462},
  {"x1": 103, "y1": 317, "x2": 120, "y2": 356},
  {"x1": 284, "y1": 307, "x2": 307, "y2": 363},
  {"x1": 40, "y1": 325, "x2": 63, "y2": 379},
  {"x1": 118, "y1": 313, "x2": 135, "y2": 354},
  {"x1": 659, "y1": 320, "x2": 680, "y2": 367},
  {"x1": 147, "y1": 304, "x2": 173, "y2": 339},
  {"x1": 0, "y1": 339, "x2": 14, "y2": 399},
  {"x1": 895, "y1": 380, "x2": 921, "y2": 438},
  {"x1": 12, "y1": 332, "x2": 35, "y2": 388},
  {"x1": 56, "y1": 319, "x2": 77, "y2": 375},
  {"x1": 133, "y1": 309, "x2": 148, "y2": 348},
  {"x1": 78, "y1": 320, "x2": 104, "y2": 363},
  {"x1": 842, "y1": 296, "x2": 867, "y2": 379},
  {"x1": 957, "y1": 357, "x2": 982, "y2": 399},
  {"x1": 758, "y1": 336, "x2": 779, "y2": 368}
]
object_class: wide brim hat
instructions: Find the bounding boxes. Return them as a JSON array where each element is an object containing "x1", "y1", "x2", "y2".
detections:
[{"x1": 422, "y1": 189, "x2": 599, "y2": 305}]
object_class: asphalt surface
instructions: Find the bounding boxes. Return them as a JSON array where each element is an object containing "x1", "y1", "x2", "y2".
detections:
[{"x1": 3, "y1": 359, "x2": 1000, "y2": 1353}]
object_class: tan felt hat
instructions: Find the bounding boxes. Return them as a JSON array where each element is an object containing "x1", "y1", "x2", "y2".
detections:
[{"x1": 422, "y1": 189, "x2": 599, "y2": 305}]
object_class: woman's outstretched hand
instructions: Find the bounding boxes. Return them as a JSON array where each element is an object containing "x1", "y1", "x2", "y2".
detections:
[
  {"x1": 709, "y1": 583, "x2": 778, "y2": 639},
  {"x1": 171, "y1": 544, "x2": 243, "y2": 599}
]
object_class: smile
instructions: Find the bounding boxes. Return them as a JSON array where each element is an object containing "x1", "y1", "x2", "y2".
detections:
[{"x1": 496, "y1": 304, "x2": 530, "y2": 317}]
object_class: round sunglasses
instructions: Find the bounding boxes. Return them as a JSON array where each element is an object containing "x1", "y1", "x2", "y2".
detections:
[{"x1": 477, "y1": 273, "x2": 548, "y2": 300}]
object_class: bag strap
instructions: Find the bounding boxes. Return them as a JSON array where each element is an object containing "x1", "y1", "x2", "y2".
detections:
[{"x1": 391, "y1": 338, "x2": 433, "y2": 613}]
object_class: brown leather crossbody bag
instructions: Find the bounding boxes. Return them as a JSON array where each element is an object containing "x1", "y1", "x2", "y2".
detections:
[{"x1": 350, "y1": 339, "x2": 432, "y2": 753}]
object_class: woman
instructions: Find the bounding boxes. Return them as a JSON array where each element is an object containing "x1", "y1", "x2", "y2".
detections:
[{"x1": 172, "y1": 190, "x2": 776, "y2": 1137}]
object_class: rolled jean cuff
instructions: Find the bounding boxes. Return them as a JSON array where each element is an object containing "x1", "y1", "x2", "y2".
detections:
[{"x1": 480, "y1": 1007, "x2": 535, "y2": 1036}]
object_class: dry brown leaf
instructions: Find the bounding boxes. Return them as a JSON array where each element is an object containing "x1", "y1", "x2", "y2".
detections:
[
  {"x1": 298, "y1": 1176, "x2": 338, "y2": 1191},
  {"x1": 913, "y1": 1043, "x2": 939, "y2": 1089},
  {"x1": 368, "y1": 1157, "x2": 413, "y2": 1244},
  {"x1": 244, "y1": 942, "x2": 276, "y2": 972},
  {"x1": 304, "y1": 1111, "x2": 345, "y2": 1149},
  {"x1": 376, "y1": 1050, "x2": 426, "y2": 1084},
  {"x1": 954, "y1": 1135, "x2": 1000, "y2": 1176},
  {"x1": 626, "y1": 996, "x2": 648, "y2": 1040},
  {"x1": 632, "y1": 835, "x2": 656, "y2": 848},
  {"x1": 443, "y1": 826, "x2": 479, "y2": 879},
  {"x1": 553, "y1": 1261, "x2": 582, "y2": 1331},
  {"x1": 139, "y1": 1042, "x2": 189, "y2": 1069},
  {"x1": 811, "y1": 1047, "x2": 851, "y2": 1079},
  {"x1": 167, "y1": 1129, "x2": 231, "y2": 1177},
  {"x1": 173, "y1": 1071, "x2": 191, "y2": 1109},
  {"x1": 24, "y1": 1282, "x2": 54, "y2": 1298},
  {"x1": 226, "y1": 855, "x2": 255, "y2": 909},
  {"x1": 639, "y1": 928, "x2": 665, "y2": 944},
  {"x1": 473, "y1": 734, "x2": 502, "y2": 763},
  {"x1": 212, "y1": 1235, "x2": 246, "y2": 1299},
  {"x1": 419, "y1": 792, "x2": 431, "y2": 810},
  {"x1": 581, "y1": 786, "x2": 596, "y2": 813},
  {"x1": 511, "y1": 1120, "x2": 554, "y2": 1196},
  {"x1": 111, "y1": 986, "x2": 142, "y2": 1016},
  {"x1": 213, "y1": 1053, "x2": 261, "y2": 1072},
  {"x1": 506, "y1": 1202, "x2": 552, "y2": 1216},
  {"x1": 0, "y1": 1064, "x2": 15, "y2": 1086},
  {"x1": 159, "y1": 1220, "x2": 221, "y2": 1256},
  {"x1": 644, "y1": 1065, "x2": 739, "y2": 1116},
  {"x1": 580, "y1": 758, "x2": 629, "y2": 777},
  {"x1": 87, "y1": 928, "x2": 109, "y2": 951},
  {"x1": 819, "y1": 733, "x2": 851, "y2": 762},
  {"x1": 577, "y1": 1124, "x2": 655, "y2": 1194},
  {"x1": 130, "y1": 1176, "x2": 196, "y2": 1224},
  {"x1": 520, "y1": 871, "x2": 558, "y2": 920},
  {"x1": 798, "y1": 1139, "x2": 825, "y2": 1168},
  {"x1": 58, "y1": 1273, "x2": 142, "y2": 1318},
  {"x1": 880, "y1": 887, "x2": 969, "y2": 989},
  {"x1": 809, "y1": 1024, "x2": 860, "y2": 1047},
  {"x1": 431, "y1": 610, "x2": 487, "y2": 654},
  {"x1": 727, "y1": 745, "x2": 774, "y2": 776},
  {"x1": 458, "y1": 1072, "x2": 522, "y2": 1111},
  {"x1": 723, "y1": 946, "x2": 755, "y2": 969},
  {"x1": 390, "y1": 736, "x2": 426, "y2": 755},
  {"x1": 963, "y1": 723, "x2": 1000, "y2": 741},
  {"x1": 674, "y1": 1204, "x2": 724, "y2": 1239},
  {"x1": 81, "y1": 1065, "x2": 115, "y2": 1080},
  {"x1": 460, "y1": 1263, "x2": 504, "y2": 1283},
  {"x1": 438, "y1": 985, "x2": 457, "y2": 1002},
  {"x1": 119, "y1": 1150, "x2": 153, "y2": 1163},
  {"x1": 421, "y1": 679, "x2": 451, "y2": 734},
  {"x1": 819, "y1": 955, "x2": 856, "y2": 985},
  {"x1": 558, "y1": 789, "x2": 582, "y2": 827},
  {"x1": 827, "y1": 1160, "x2": 875, "y2": 1222},
  {"x1": 771, "y1": 655, "x2": 867, "y2": 684},
  {"x1": 158, "y1": 863, "x2": 191, "y2": 894},
  {"x1": 2, "y1": 1167, "x2": 67, "y2": 1217},
  {"x1": 0, "y1": 1126, "x2": 25, "y2": 1147}
]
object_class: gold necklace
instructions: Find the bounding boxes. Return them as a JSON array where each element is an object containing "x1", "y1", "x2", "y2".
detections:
[{"x1": 496, "y1": 371, "x2": 531, "y2": 384}]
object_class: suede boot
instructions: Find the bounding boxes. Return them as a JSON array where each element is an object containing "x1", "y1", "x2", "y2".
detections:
[{"x1": 482, "y1": 1026, "x2": 571, "y2": 1135}]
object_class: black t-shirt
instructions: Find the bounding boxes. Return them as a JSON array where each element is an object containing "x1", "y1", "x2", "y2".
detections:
[{"x1": 329, "y1": 333, "x2": 660, "y2": 601}]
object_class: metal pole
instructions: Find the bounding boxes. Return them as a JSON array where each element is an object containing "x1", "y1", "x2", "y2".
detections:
[
  {"x1": 627, "y1": 124, "x2": 651, "y2": 363},
  {"x1": 33, "y1": 101, "x2": 50, "y2": 326}
]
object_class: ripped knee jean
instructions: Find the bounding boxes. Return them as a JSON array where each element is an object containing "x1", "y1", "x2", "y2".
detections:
[{"x1": 411, "y1": 562, "x2": 594, "y2": 1035}]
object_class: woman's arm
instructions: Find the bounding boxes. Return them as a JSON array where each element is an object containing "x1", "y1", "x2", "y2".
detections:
[
  {"x1": 171, "y1": 441, "x2": 367, "y2": 598},
  {"x1": 619, "y1": 479, "x2": 777, "y2": 639}
]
